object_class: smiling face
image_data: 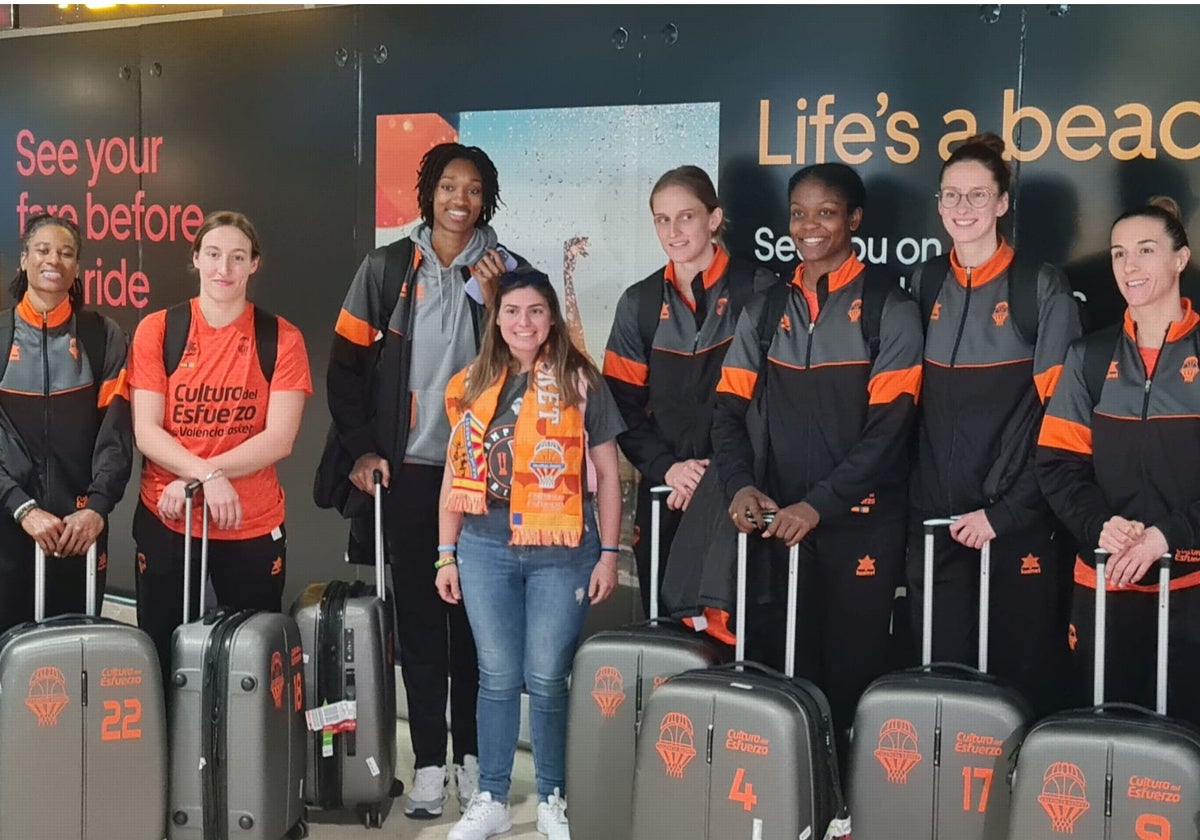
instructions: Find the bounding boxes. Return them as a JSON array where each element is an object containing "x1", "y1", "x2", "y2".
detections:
[
  {"x1": 788, "y1": 177, "x2": 861, "y2": 279},
  {"x1": 651, "y1": 184, "x2": 722, "y2": 267},
  {"x1": 1110, "y1": 214, "x2": 1189, "y2": 311},
  {"x1": 192, "y1": 225, "x2": 259, "y2": 305},
  {"x1": 938, "y1": 160, "x2": 1009, "y2": 252},
  {"x1": 433, "y1": 157, "x2": 485, "y2": 236},
  {"x1": 20, "y1": 223, "x2": 79, "y2": 307},
  {"x1": 497, "y1": 285, "x2": 554, "y2": 366}
]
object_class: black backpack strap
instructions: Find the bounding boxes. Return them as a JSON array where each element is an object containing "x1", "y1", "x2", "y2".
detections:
[
  {"x1": 755, "y1": 282, "x2": 792, "y2": 358},
  {"x1": 1081, "y1": 324, "x2": 1121, "y2": 408},
  {"x1": 859, "y1": 266, "x2": 901, "y2": 362},
  {"x1": 381, "y1": 237, "x2": 414, "y2": 330},
  {"x1": 252, "y1": 306, "x2": 279, "y2": 383},
  {"x1": 74, "y1": 310, "x2": 109, "y2": 387},
  {"x1": 1008, "y1": 251, "x2": 1043, "y2": 346},
  {"x1": 724, "y1": 259, "x2": 759, "y2": 321},
  {"x1": 162, "y1": 301, "x2": 192, "y2": 377},
  {"x1": 917, "y1": 253, "x2": 950, "y2": 329},
  {"x1": 0, "y1": 308, "x2": 14, "y2": 385},
  {"x1": 636, "y1": 269, "x2": 668, "y2": 361}
]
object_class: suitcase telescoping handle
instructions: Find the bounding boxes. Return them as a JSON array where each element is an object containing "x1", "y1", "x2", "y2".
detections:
[
  {"x1": 648, "y1": 484, "x2": 672, "y2": 620},
  {"x1": 182, "y1": 479, "x2": 211, "y2": 623},
  {"x1": 373, "y1": 469, "x2": 386, "y2": 603},
  {"x1": 735, "y1": 514, "x2": 801, "y2": 678},
  {"x1": 1092, "y1": 550, "x2": 1172, "y2": 712},
  {"x1": 922, "y1": 518, "x2": 991, "y2": 671},
  {"x1": 33, "y1": 540, "x2": 100, "y2": 621}
]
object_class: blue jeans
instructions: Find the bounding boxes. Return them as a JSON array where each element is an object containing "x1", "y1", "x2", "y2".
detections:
[{"x1": 457, "y1": 501, "x2": 598, "y2": 802}]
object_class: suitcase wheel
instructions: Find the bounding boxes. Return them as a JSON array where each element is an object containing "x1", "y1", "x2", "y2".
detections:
[
  {"x1": 357, "y1": 804, "x2": 384, "y2": 829},
  {"x1": 285, "y1": 819, "x2": 309, "y2": 839}
]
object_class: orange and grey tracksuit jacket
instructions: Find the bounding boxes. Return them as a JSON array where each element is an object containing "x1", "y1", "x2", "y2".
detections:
[
  {"x1": 1038, "y1": 302, "x2": 1200, "y2": 593},
  {"x1": 911, "y1": 242, "x2": 1082, "y2": 531},
  {"x1": 712, "y1": 254, "x2": 923, "y2": 515}
]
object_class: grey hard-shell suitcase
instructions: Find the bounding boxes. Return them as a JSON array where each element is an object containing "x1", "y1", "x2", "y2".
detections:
[
  {"x1": 1006, "y1": 551, "x2": 1200, "y2": 839},
  {"x1": 847, "y1": 519, "x2": 1032, "y2": 840},
  {"x1": 291, "y1": 469, "x2": 398, "y2": 828},
  {"x1": 0, "y1": 541, "x2": 167, "y2": 840},
  {"x1": 630, "y1": 521, "x2": 851, "y2": 840},
  {"x1": 566, "y1": 486, "x2": 733, "y2": 840},
  {"x1": 168, "y1": 481, "x2": 308, "y2": 840}
]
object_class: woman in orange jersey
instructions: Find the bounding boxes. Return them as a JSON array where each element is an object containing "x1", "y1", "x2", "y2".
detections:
[
  {"x1": 908, "y1": 133, "x2": 1082, "y2": 716},
  {"x1": 0, "y1": 213, "x2": 132, "y2": 632},
  {"x1": 602, "y1": 165, "x2": 776, "y2": 621},
  {"x1": 712, "y1": 163, "x2": 923, "y2": 739},
  {"x1": 128, "y1": 211, "x2": 312, "y2": 683},
  {"x1": 1038, "y1": 197, "x2": 1200, "y2": 722}
]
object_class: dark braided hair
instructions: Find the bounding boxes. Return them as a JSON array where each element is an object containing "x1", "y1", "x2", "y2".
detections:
[
  {"x1": 10, "y1": 213, "x2": 84, "y2": 309},
  {"x1": 415, "y1": 143, "x2": 502, "y2": 228}
]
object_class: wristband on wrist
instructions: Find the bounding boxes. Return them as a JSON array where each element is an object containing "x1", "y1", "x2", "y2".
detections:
[
  {"x1": 202, "y1": 468, "x2": 224, "y2": 484},
  {"x1": 13, "y1": 500, "x2": 36, "y2": 524},
  {"x1": 600, "y1": 545, "x2": 620, "y2": 553},
  {"x1": 433, "y1": 556, "x2": 457, "y2": 570},
  {"x1": 436, "y1": 544, "x2": 457, "y2": 554}
]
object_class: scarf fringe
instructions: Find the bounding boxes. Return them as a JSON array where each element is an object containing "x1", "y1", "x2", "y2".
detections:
[
  {"x1": 509, "y1": 526, "x2": 581, "y2": 548},
  {"x1": 446, "y1": 488, "x2": 488, "y2": 515}
]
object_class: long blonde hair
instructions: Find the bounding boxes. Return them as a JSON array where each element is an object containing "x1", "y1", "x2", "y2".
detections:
[{"x1": 461, "y1": 266, "x2": 598, "y2": 409}]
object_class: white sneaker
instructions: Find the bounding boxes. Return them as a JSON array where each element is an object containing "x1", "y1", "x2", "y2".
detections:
[
  {"x1": 536, "y1": 788, "x2": 571, "y2": 840},
  {"x1": 448, "y1": 791, "x2": 512, "y2": 840},
  {"x1": 455, "y1": 755, "x2": 480, "y2": 812},
  {"x1": 404, "y1": 764, "x2": 447, "y2": 819}
]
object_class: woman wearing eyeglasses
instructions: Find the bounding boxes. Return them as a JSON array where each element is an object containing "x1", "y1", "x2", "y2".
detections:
[
  {"x1": 435, "y1": 266, "x2": 625, "y2": 840},
  {"x1": 907, "y1": 133, "x2": 1082, "y2": 715}
]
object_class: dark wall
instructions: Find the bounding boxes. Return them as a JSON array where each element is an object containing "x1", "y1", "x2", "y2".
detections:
[{"x1": 0, "y1": 5, "x2": 1196, "y2": 607}]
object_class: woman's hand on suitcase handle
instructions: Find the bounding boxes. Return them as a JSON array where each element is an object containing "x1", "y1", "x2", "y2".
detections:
[
  {"x1": 948, "y1": 509, "x2": 996, "y2": 550},
  {"x1": 728, "y1": 486, "x2": 776, "y2": 534},
  {"x1": 351, "y1": 453, "x2": 390, "y2": 495},
  {"x1": 20, "y1": 507, "x2": 65, "y2": 555},
  {"x1": 202, "y1": 475, "x2": 243, "y2": 531},
  {"x1": 55, "y1": 509, "x2": 104, "y2": 558},
  {"x1": 763, "y1": 501, "x2": 820, "y2": 548},
  {"x1": 1099, "y1": 515, "x2": 1145, "y2": 557},
  {"x1": 1107, "y1": 526, "x2": 1168, "y2": 588},
  {"x1": 158, "y1": 479, "x2": 190, "y2": 521},
  {"x1": 435, "y1": 565, "x2": 462, "y2": 604}
]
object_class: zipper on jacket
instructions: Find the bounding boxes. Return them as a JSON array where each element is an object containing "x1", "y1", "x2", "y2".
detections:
[
  {"x1": 1137, "y1": 325, "x2": 1170, "y2": 421},
  {"x1": 948, "y1": 267, "x2": 972, "y2": 368},
  {"x1": 40, "y1": 314, "x2": 50, "y2": 498}
]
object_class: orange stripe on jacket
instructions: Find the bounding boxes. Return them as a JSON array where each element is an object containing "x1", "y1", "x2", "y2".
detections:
[
  {"x1": 1034, "y1": 364, "x2": 1064, "y2": 403},
  {"x1": 716, "y1": 366, "x2": 757, "y2": 400},
  {"x1": 335, "y1": 308, "x2": 374, "y2": 347},
  {"x1": 1074, "y1": 556, "x2": 1200, "y2": 591},
  {"x1": 602, "y1": 349, "x2": 648, "y2": 387},
  {"x1": 1038, "y1": 414, "x2": 1092, "y2": 455},
  {"x1": 97, "y1": 368, "x2": 128, "y2": 408},
  {"x1": 868, "y1": 364, "x2": 921, "y2": 405}
]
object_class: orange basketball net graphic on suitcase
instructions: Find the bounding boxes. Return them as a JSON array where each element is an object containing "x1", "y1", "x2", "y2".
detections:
[
  {"x1": 270, "y1": 651, "x2": 285, "y2": 711},
  {"x1": 591, "y1": 666, "x2": 625, "y2": 718},
  {"x1": 25, "y1": 666, "x2": 69, "y2": 727},
  {"x1": 656, "y1": 712, "x2": 697, "y2": 778},
  {"x1": 875, "y1": 718, "x2": 922, "y2": 784},
  {"x1": 1038, "y1": 761, "x2": 1090, "y2": 833}
]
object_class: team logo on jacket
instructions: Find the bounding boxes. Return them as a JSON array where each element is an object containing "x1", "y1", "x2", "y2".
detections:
[
  {"x1": 848, "y1": 298, "x2": 862, "y2": 323},
  {"x1": 875, "y1": 718, "x2": 922, "y2": 784},
  {"x1": 779, "y1": 314, "x2": 792, "y2": 334},
  {"x1": 529, "y1": 440, "x2": 567, "y2": 490},
  {"x1": 930, "y1": 302, "x2": 941, "y2": 322},
  {"x1": 25, "y1": 666, "x2": 69, "y2": 727},
  {"x1": 856, "y1": 555, "x2": 876, "y2": 577},
  {"x1": 270, "y1": 652, "x2": 285, "y2": 710},
  {"x1": 660, "y1": 302, "x2": 670, "y2": 320},
  {"x1": 1020, "y1": 554, "x2": 1042, "y2": 575},
  {"x1": 656, "y1": 712, "x2": 697, "y2": 778},
  {"x1": 8, "y1": 345, "x2": 19, "y2": 362},
  {"x1": 237, "y1": 335, "x2": 251, "y2": 355},
  {"x1": 591, "y1": 666, "x2": 626, "y2": 718},
  {"x1": 715, "y1": 296, "x2": 728, "y2": 316},
  {"x1": 75, "y1": 495, "x2": 88, "y2": 510},
  {"x1": 180, "y1": 342, "x2": 199, "y2": 370},
  {"x1": 1181, "y1": 355, "x2": 1199, "y2": 384},
  {"x1": 1038, "y1": 761, "x2": 1090, "y2": 833},
  {"x1": 1107, "y1": 361, "x2": 1119, "y2": 380},
  {"x1": 68, "y1": 337, "x2": 78, "y2": 360},
  {"x1": 992, "y1": 301, "x2": 1010, "y2": 327}
]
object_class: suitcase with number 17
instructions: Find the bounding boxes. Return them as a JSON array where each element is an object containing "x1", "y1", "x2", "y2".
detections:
[
  {"x1": 566, "y1": 485, "x2": 733, "y2": 840},
  {"x1": 168, "y1": 480, "x2": 308, "y2": 840},
  {"x1": 1006, "y1": 551, "x2": 1200, "y2": 839},
  {"x1": 847, "y1": 519, "x2": 1032, "y2": 840},
  {"x1": 631, "y1": 519, "x2": 850, "y2": 840},
  {"x1": 0, "y1": 540, "x2": 168, "y2": 840}
]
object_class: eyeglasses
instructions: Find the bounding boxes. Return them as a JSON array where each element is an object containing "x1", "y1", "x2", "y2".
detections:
[
  {"x1": 936, "y1": 188, "x2": 997, "y2": 209},
  {"x1": 498, "y1": 267, "x2": 551, "y2": 288}
]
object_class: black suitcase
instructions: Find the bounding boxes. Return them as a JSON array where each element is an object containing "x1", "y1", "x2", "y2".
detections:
[
  {"x1": 847, "y1": 519, "x2": 1032, "y2": 840},
  {"x1": 0, "y1": 541, "x2": 168, "y2": 840},
  {"x1": 291, "y1": 469, "x2": 399, "y2": 828},
  {"x1": 566, "y1": 485, "x2": 732, "y2": 840},
  {"x1": 630, "y1": 521, "x2": 850, "y2": 840},
  {"x1": 168, "y1": 481, "x2": 308, "y2": 840},
  {"x1": 1007, "y1": 551, "x2": 1200, "y2": 839}
]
